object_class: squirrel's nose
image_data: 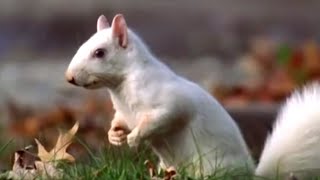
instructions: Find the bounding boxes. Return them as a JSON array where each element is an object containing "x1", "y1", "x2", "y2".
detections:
[
  {"x1": 67, "y1": 76, "x2": 77, "y2": 85},
  {"x1": 65, "y1": 72, "x2": 78, "y2": 86}
]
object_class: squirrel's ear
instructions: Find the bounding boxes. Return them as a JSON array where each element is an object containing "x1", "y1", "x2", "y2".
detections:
[
  {"x1": 111, "y1": 14, "x2": 128, "y2": 48},
  {"x1": 97, "y1": 15, "x2": 110, "y2": 32}
]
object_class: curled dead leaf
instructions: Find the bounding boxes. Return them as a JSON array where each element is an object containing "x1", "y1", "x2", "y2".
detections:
[
  {"x1": 7, "y1": 147, "x2": 62, "y2": 180},
  {"x1": 144, "y1": 160, "x2": 177, "y2": 180},
  {"x1": 5, "y1": 121, "x2": 79, "y2": 180}
]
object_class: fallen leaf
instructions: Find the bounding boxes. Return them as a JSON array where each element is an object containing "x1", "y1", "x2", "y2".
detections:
[
  {"x1": 144, "y1": 160, "x2": 177, "y2": 180},
  {"x1": 8, "y1": 147, "x2": 38, "y2": 180},
  {"x1": 4, "y1": 121, "x2": 79, "y2": 180},
  {"x1": 35, "y1": 121, "x2": 79, "y2": 163}
]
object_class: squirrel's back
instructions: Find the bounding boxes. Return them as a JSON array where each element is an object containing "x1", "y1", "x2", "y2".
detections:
[
  {"x1": 256, "y1": 82, "x2": 320, "y2": 179},
  {"x1": 149, "y1": 74, "x2": 255, "y2": 175}
]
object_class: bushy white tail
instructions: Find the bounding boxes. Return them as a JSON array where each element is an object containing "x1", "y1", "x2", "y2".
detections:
[{"x1": 256, "y1": 82, "x2": 320, "y2": 179}]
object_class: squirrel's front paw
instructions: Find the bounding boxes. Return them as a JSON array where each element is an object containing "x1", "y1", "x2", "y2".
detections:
[
  {"x1": 127, "y1": 128, "x2": 141, "y2": 148},
  {"x1": 108, "y1": 128, "x2": 127, "y2": 146}
]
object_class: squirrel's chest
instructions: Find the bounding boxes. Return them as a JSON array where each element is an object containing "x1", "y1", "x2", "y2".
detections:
[
  {"x1": 109, "y1": 92, "x2": 145, "y2": 129},
  {"x1": 108, "y1": 78, "x2": 161, "y2": 128}
]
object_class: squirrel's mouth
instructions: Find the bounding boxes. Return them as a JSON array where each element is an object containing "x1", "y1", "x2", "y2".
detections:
[{"x1": 83, "y1": 80, "x2": 104, "y2": 89}]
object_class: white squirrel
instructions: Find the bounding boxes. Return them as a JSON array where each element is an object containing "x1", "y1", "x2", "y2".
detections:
[{"x1": 65, "y1": 14, "x2": 320, "y2": 179}]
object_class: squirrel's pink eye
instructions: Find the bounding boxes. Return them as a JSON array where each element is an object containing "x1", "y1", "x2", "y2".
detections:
[{"x1": 94, "y1": 48, "x2": 106, "y2": 58}]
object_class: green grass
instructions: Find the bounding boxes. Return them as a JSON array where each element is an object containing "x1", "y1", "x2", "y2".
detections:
[
  {"x1": 61, "y1": 145, "x2": 156, "y2": 180},
  {"x1": 0, "y1": 138, "x2": 272, "y2": 180},
  {"x1": 2, "y1": 138, "x2": 320, "y2": 180},
  {"x1": 59, "y1": 142, "x2": 256, "y2": 180}
]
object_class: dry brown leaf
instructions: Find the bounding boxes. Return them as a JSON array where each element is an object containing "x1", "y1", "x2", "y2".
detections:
[
  {"x1": 34, "y1": 161, "x2": 63, "y2": 178},
  {"x1": 144, "y1": 160, "x2": 177, "y2": 180},
  {"x1": 8, "y1": 149, "x2": 38, "y2": 180},
  {"x1": 35, "y1": 121, "x2": 79, "y2": 163},
  {"x1": 6, "y1": 121, "x2": 79, "y2": 180},
  {"x1": 7, "y1": 148, "x2": 62, "y2": 180}
]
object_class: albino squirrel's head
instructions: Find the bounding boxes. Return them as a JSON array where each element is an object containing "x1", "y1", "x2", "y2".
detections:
[{"x1": 65, "y1": 14, "x2": 138, "y2": 89}]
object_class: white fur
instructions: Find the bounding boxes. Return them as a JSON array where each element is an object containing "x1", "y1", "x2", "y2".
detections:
[
  {"x1": 68, "y1": 14, "x2": 320, "y2": 179},
  {"x1": 66, "y1": 14, "x2": 320, "y2": 179},
  {"x1": 66, "y1": 15, "x2": 254, "y2": 177},
  {"x1": 256, "y1": 82, "x2": 320, "y2": 179}
]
